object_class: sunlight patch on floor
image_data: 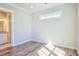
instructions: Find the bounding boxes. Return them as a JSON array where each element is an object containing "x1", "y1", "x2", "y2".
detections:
[
  {"x1": 37, "y1": 41, "x2": 55, "y2": 56},
  {"x1": 53, "y1": 47, "x2": 65, "y2": 56},
  {"x1": 37, "y1": 47, "x2": 50, "y2": 56},
  {"x1": 45, "y1": 41, "x2": 55, "y2": 51},
  {"x1": 37, "y1": 41, "x2": 66, "y2": 56}
]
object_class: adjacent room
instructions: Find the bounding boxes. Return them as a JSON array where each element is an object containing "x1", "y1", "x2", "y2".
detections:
[{"x1": 0, "y1": 3, "x2": 79, "y2": 56}]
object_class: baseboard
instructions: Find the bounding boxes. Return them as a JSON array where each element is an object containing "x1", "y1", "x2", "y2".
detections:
[
  {"x1": 31, "y1": 39, "x2": 47, "y2": 44},
  {"x1": 13, "y1": 38, "x2": 32, "y2": 47},
  {"x1": 54, "y1": 43, "x2": 77, "y2": 50},
  {"x1": 32, "y1": 39, "x2": 77, "y2": 50},
  {"x1": 13, "y1": 38, "x2": 77, "y2": 52}
]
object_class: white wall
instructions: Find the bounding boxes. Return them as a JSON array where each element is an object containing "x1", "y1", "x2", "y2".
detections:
[
  {"x1": 0, "y1": 3, "x2": 32, "y2": 46},
  {"x1": 0, "y1": 3, "x2": 77, "y2": 49},
  {"x1": 77, "y1": 4, "x2": 79, "y2": 53},
  {"x1": 32, "y1": 4, "x2": 77, "y2": 49}
]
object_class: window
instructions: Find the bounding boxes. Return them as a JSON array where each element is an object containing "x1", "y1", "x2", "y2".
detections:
[{"x1": 39, "y1": 11, "x2": 62, "y2": 20}]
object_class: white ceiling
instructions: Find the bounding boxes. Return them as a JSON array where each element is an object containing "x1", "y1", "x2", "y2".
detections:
[{"x1": 8, "y1": 3, "x2": 63, "y2": 13}]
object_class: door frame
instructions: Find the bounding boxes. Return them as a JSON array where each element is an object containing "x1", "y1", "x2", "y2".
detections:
[{"x1": 0, "y1": 7, "x2": 13, "y2": 46}]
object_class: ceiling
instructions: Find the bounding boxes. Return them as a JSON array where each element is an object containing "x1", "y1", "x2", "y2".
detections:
[{"x1": 8, "y1": 3, "x2": 63, "y2": 13}]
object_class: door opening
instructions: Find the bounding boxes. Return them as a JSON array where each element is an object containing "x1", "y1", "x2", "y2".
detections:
[{"x1": 0, "y1": 11, "x2": 12, "y2": 49}]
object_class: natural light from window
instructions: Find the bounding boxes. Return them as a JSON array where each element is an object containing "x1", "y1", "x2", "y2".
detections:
[
  {"x1": 53, "y1": 47, "x2": 65, "y2": 56},
  {"x1": 37, "y1": 41, "x2": 66, "y2": 56},
  {"x1": 39, "y1": 11, "x2": 62, "y2": 20}
]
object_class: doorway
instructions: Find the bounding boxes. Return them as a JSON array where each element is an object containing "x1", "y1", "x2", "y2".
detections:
[{"x1": 0, "y1": 11, "x2": 12, "y2": 47}]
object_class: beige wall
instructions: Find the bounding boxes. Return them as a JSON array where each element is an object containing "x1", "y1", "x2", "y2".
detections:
[{"x1": 32, "y1": 4, "x2": 77, "y2": 49}]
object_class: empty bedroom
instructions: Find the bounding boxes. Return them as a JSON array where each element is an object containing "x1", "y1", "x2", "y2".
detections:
[{"x1": 0, "y1": 3, "x2": 79, "y2": 56}]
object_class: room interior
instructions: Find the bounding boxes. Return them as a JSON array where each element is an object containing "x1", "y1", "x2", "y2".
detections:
[{"x1": 0, "y1": 3, "x2": 79, "y2": 56}]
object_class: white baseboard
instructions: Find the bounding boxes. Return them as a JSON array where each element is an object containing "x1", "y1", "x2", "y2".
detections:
[
  {"x1": 13, "y1": 38, "x2": 77, "y2": 52},
  {"x1": 32, "y1": 38, "x2": 77, "y2": 50},
  {"x1": 31, "y1": 39, "x2": 47, "y2": 44},
  {"x1": 13, "y1": 38, "x2": 32, "y2": 47},
  {"x1": 54, "y1": 43, "x2": 77, "y2": 50}
]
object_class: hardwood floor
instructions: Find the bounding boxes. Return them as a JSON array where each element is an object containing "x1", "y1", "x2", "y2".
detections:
[{"x1": 0, "y1": 41, "x2": 78, "y2": 56}]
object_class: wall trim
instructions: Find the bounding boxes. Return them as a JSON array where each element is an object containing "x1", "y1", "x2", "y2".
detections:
[
  {"x1": 54, "y1": 44, "x2": 77, "y2": 50},
  {"x1": 0, "y1": 7, "x2": 14, "y2": 47},
  {"x1": 13, "y1": 38, "x2": 32, "y2": 47},
  {"x1": 32, "y1": 38, "x2": 77, "y2": 50},
  {"x1": 31, "y1": 38, "x2": 48, "y2": 43}
]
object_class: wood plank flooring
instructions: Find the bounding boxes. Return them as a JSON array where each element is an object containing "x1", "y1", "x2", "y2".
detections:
[{"x1": 0, "y1": 41, "x2": 78, "y2": 56}]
